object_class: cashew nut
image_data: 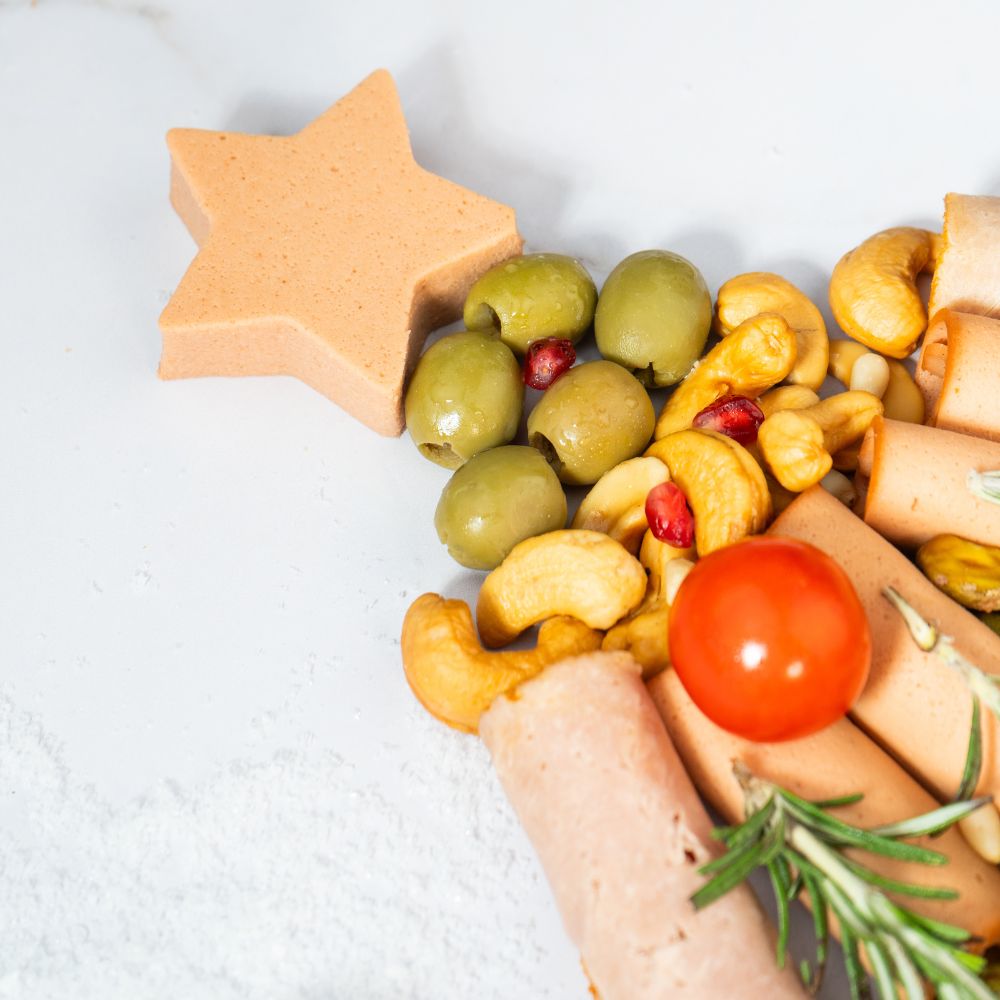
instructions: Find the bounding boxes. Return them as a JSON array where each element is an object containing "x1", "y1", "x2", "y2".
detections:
[
  {"x1": 601, "y1": 531, "x2": 694, "y2": 677},
  {"x1": 828, "y1": 227, "x2": 937, "y2": 359},
  {"x1": 401, "y1": 593, "x2": 602, "y2": 733},
  {"x1": 753, "y1": 387, "x2": 821, "y2": 504},
  {"x1": 571, "y1": 456, "x2": 670, "y2": 554},
  {"x1": 653, "y1": 313, "x2": 797, "y2": 439},
  {"x1": 664, "y1": 557, "x2": 695, "y2": 605},
  {"x1": 646, "y1": 428, "x2": 771, "y2": 554},
  {"x1": 828, "y1": 338, "x2": 925, "y2": 424},
  {"x1": 758, "y1": 391, "x2": 884, "y2": 492},
  {"x1": 715, "y1": 272, "x2": 829, "y2": 390},
  {"x1": 476, "y1": 529, "x2": 646, "y2": 648},
  {"x1": 756, "y1": 385, "x2": 820, "y2": 419}
]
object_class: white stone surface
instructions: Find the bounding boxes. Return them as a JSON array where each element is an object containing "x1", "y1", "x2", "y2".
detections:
[{"x1": 2, "y1": 1, "x2": 999, "y2": 997}]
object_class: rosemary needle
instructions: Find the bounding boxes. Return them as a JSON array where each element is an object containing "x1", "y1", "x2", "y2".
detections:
[
  {"x1": 691, "y1": 763, "x2": 994, "y2": 999},
  {"x1": 883, "y1": 586, "x2": 1000, "y2": 723}
]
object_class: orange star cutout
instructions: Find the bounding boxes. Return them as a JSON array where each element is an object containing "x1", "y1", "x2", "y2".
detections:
[{"x1": 158, "y1": 70, "x2": 522, "y2": 436}]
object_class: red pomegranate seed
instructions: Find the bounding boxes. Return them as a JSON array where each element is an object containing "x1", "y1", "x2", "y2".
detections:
[
  {"x1": 645, "y1": 482, "x2": 695, "y2": 548},
  {"x1": 692, "y1": 394, "x2": 765, "y2": 446},
  {"x1": 523, "y1": 338, "x2": 576, "y2": 390}
]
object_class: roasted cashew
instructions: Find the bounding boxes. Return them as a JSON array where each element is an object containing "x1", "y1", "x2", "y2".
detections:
[
  {"x1": 827, "y1": 339, "x2": 925, "y2": 424},
  {"x1": 758, "y1": 391, "x2": 884, "y2": 492},
  {"x1": 602, "y1": 531, "x2": 694, "y2": 677},
  {"x1": 401, "y1": 593, "x2": 602, "y2": 733},
  {"x1": 753, "y1": 387, "x2": 821, "y2": 503},
  {"x1": 829, "y1": 227, "x2": 937, "y2": 359},
  {"x1": 646, "y1": 428, "x2": 771, "y2": 554},
  {"x1": 755, "y1": 384, "x2": 820, "y2": 419},
  {"x1": 571, "y1": 456, "x2": 670, "y2": 555},
  {"x1": 476, "y1": 529, "x2": 646, "y2": 648},
  {"x1": 765, "y1": 474, "x2": 798, "y2": 515},
  {"x1": 653, "y1": 313, "x2": 797, "y2": 439},
  {"x1": 714, "y1": 272, "x2": 829, "y2": 390}
]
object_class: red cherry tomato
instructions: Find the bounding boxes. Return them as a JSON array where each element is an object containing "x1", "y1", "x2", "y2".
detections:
[{"x1": 668, "y1": 537, "x2": 871, "y2": 742}]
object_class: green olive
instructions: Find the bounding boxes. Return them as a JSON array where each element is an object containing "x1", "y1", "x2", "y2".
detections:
[
  {"x1": 594, "y1": 249, "x2": 712, "y2": 387},
  {"x1": 405, "y1": 331, "x2": 523, "y2": 469},
  {"x1": 463, "y1": 253, "x2": 597, "y2": 355},
  {"x1": 434, "y1": 446, "x2": 567, "y2": 570},
  {"x1": 527, "y1": 360, "x2": 654, "y2": 486}
]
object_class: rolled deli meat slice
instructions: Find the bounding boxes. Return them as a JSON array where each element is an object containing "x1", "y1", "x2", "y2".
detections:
[
  {"x1": 929, "y1": 193, "x2": 1000, "y2": 319},
  {"x1": 858, "y1": 416, "x2": 1000, "y2": 549},
  {"x1": 917, "y1": 310, "x2": 1000, "y2": 441},
  {"x1": 649, "y1": 669, "x2": 1000, "y2": 948},
  {"x1": 480, "y1": 651, "x2": 806, "y2": 1000},
  {"x1": 769, "y1": 486, "x2": 1000, "y2": 810}
]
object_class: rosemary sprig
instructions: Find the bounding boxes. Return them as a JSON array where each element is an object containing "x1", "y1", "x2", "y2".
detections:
[
  {"x1": 956, "y1": 697, "x2": 984, "y2": 803},
  {"x1": 692, "y1": 763, "x2": 994, "y2": 999},
  {"x1": 967, "y1": 469, "x2": 1000, "y2": 506},
  {"x1": 883, "y1": 586, "x2": 1000, "y2": 723}
]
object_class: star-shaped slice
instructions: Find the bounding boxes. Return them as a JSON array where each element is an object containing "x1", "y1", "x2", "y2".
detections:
[{"x1": 158, "y1": 69, "x2": 522, "y2": 436}]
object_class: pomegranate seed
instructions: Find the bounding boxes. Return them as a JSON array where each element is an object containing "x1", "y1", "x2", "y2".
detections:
[
  {"x1": 524, "y1": 338, "x2": 576, "y2": 390},
  {"x1": 645, "y1": 482, "x2": 695, "y2": 548},
  {"x1": 692, "y1": 394, "x2": 765, "y2": 446}
]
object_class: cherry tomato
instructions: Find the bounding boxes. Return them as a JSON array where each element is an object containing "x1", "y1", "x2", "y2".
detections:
[{"x1": 668, "y1": 537, "x2": 871, "y2": 742}]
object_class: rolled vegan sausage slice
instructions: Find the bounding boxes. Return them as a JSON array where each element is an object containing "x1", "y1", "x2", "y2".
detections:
[
  {"x1": 929, "y1": 193, "x2": 1000, "y2": 319},
  {"x1": 768, "y1": 486, "x2": 1000, "y2": 811},
  {"x1": 917, "y1": 310, "x2": 1000, "y2": 442},
  {"x1": 858, "y1": 416, "x2": 1000, "y2": 549},
  {"x1": 480, "y1": 651, "x2": 807, "y2": 1000},
  {"x1": 649, "y1": 668, "x2": 1000, "y2": 948}
]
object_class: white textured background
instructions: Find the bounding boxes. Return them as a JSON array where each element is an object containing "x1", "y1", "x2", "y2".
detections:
[{"x1": 2, "y1": 1, "x2": 1000, "y2": 997}]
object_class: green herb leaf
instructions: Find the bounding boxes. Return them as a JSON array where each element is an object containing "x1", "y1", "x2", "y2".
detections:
[
  {"x1": 692, "y1": 827, "x2": 772, "y2": 909},
  {"x1": 967, "y1": 468, "x2": 1000, "y2": 505},
  {"x1": 838, "y1": 855, "x2": 958, "y2": 900},
  {"x1": 809, "y1": 792, "x2": 865, "y2": 809},
  {"x1": 870, "y1": 795, "x2": 993, "y2": 839},
  {"x1": 956, "y1": 696, "x2": 984, "y2": 803},
  {"x1": 693, "y1": 765, "x2": 991, "y2": 999},
  {"x1": 838, "y1": 924, "x2": 871, "y2": 1000},
  {"x1": 801, "y1": 871, "x2": 828, "y2": 994},
  {"x1": 863, "y1": 939, "x2": 896, "y2": 1000},
  {"x1": 883, "y1": 934, "x2": 926, "y2": 1000},
  {"x1": 766, "y1": 860, "x2": 791, "y2": 968},
  {"x1": 708, "y1": 795, "x2": 775, "y2": 850},
  {"x1": 893, "y1": 906, "x2": 976, "y2": 947},
  {"x1": 780, "y1": 792, "x2": 948, "y2": 865}
]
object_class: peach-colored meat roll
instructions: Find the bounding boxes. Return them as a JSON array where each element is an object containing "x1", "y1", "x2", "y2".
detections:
[
  {"x1": 858, "y1": 416, "x2": 1000, "y2": 549},
  {"x1": 480, "y1": 651, "x2": 806, "y2": 1000},
  {"x1": 768, "y1": 486, "x2": 1000, "y2": 810},
  {"x1": 916, "y1": 310, "x2": 1000, "y2": 442},
  {"x1": 929, "y1": 193, "x2": 1000, "y2": 319},
  {"x1": 648, "y1": 668, "x2": 1000, "y2": 948}
]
